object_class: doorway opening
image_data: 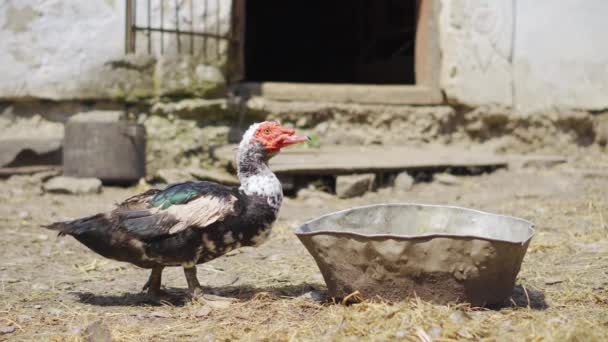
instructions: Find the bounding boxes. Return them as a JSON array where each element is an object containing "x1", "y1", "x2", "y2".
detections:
[{"x1": 244, "y1": 0, "x2": 417, "y2": 84}]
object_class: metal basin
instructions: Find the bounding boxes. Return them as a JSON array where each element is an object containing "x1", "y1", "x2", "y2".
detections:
[{"x1": 295, "y1": 203, "x2": 534, "y2": 306}]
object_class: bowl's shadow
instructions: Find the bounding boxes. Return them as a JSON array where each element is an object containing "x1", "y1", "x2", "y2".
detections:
[{"x1": 492, "y1": 284, "x2": 548, "y2": 310}]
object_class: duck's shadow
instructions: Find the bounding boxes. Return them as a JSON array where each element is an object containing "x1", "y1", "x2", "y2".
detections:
[
  {"x1": 73, "y1": 284, "x2": 547, "y2": 310},
  {"x1": 72, "y1": 282, "x2": 320, "y2": 307}
]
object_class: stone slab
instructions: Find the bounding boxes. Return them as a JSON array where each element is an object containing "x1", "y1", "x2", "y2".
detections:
[{"x1": 213, "y1": 144, "x2": 511, "y2": 175}]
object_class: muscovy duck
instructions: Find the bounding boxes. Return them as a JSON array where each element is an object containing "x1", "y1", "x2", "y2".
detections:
[{"x1": 43, "y1": 121, "x2": 309, "y2": 299}]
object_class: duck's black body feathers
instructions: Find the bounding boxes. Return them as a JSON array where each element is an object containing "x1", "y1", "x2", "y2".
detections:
[{"x1": 44, "y1": 181, "x2": 277, "y2": 268}]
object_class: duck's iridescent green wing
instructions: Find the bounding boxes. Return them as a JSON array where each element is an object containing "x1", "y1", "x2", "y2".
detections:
[{"x1": 113, "y1": 182, "x2": 239, "y2": 240}]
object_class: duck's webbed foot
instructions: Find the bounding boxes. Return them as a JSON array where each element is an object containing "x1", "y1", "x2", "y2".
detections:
[{"x1": 143, "y1": 266, "x2": 170, "y2": 300}]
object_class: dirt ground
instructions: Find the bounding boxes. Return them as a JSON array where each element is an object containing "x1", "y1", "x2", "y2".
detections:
[{"x1": 1, "y1": 149, "x2": 608, "y2": 341}]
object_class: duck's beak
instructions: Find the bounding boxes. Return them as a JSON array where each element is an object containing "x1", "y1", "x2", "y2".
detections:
[
  {"x1": 281, "y1": 134, "x2": 310, "y2": 146},
  {"x1": 278, "y1": 127, "x2": 310, "y2": 147}
]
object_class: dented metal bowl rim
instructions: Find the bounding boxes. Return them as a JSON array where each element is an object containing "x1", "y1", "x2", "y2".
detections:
[{"x1": 294, "y1": 203, "x2": 535, "y2": 245}]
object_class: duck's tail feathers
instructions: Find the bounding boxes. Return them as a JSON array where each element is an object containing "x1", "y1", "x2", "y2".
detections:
[{"x1": 42, "y1": 214, "x2": 108, "y2": 237}]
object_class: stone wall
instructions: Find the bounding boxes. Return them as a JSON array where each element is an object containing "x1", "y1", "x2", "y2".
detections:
[{"x1": 2, "y1": 1, "x2": 607, "y2": 112}]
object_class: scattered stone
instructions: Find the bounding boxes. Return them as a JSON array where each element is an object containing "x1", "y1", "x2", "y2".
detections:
[
  {"x1": 433, "y1": 173, "x2": 461, "y2": 186},
  {"x1": 0, "y1": 325, "x2": 15, "y2": 335},
  {"x1": 149, "y1": 311, "x2": 172, "y2": 318},
  {"x1": 83, "y1": 320, "x2": 112, "y2": 342},
  {"x1": 194, "y1": 306, "x2": 212, "y2": 318},
  {"x1": 545, "y1": 277, "x2": 565, "y2": 285},
  {"x1": 43, "y1": 176, "x2": 102, "y2": 195},
  {"x1": 36, "y1": 234, "x2": 48, "y2": 241},
  {"x1": 17, "y1": 315, "x2": 32, "y2": 323},
  {"x1": 48, "y1": 308, "x2": 64, "y2": 315},
  {"x1": 190, "y1": 168, "x2": 239, "y2": 185},
  {"x1": 34, "y1": 305, "x2": 42, "y2": 309},
  {"x1": 18, "y1": 210, "x2": 31, "y2": 219},
  {"x1": 335, "y1": 173, "x2": 375, "y2": 199},
  {"x1": 299, "y1": 290, "x2": 325, "y2": 302},
  {"x1": 393, "y1": 171, "x2": 414, "y2": 191},
  {"x1": 32, "y1": 283, "x2": 50, "y2": 291}
]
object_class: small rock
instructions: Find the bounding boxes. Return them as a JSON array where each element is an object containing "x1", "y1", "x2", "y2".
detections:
[
  {"x1": 34, "y1": 305, "x2": 42, "y2": 309},
  {"x1": 299, "y1": 290, "x2": 325, "y2": 302},
  {"x1": 394, "y1": 171, "x2": 414, "y2": 191},
  {"x1": 43, "y1": 176, "x2": 102, "y2": 195},
  {"x1": 336, "y1": 173, "x2": 375, "y2": 199},
  {"x1": 32, "y1": 283, "x2": 50, "y2": 291},
  {"x1": 395, "y1": 330, "x2": 407, "y2": 338},
  {"x1": 194, "y1": 306, "x2": 212, "y2": 318},
  {"x1": 267, "y1": 254, "x2": 282, "y2": 262},
  {"x1": 48, "y1": 308, "x2": 63, "y2": 315},
  {"x1": 433, "y1": 173, "x2": 461, "y2": 185},
  {"x1": 545, "y1": 277, "x2": 565, "y2": 285},
  {"x1": 83, "y1": 320, "x2": 112, "y2": 342},
  {"x1": 0, "y1": 325, "x2": 16, "y2": 335},
  {"x1": 149, "y1": 311, "x2": 172, "y2": 318},
  {"x1": 18, "y1": 210, "x2": 31, "y2": 219},
  {"x1": 17, "y1": 315, "x2": 32, "y2": 323}
]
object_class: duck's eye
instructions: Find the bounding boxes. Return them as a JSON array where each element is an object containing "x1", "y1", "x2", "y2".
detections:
[{"x1": 264, "y1": 128, "x2": 271, "y2": 134}]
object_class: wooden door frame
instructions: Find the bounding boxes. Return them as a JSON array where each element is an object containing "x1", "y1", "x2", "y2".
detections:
[{"x1": 229, "y1": 0, "x2": 442, "y2": 105}]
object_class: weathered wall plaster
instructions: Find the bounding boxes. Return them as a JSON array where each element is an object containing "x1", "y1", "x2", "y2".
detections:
[
  {"x1": 0, "y1": 0, "x2": 230, "y2": 100},
  {"x1": 440, "y1": 0, "x2": 608, "y2": 112},
  {"x1": 439, "y1": 0, "x2": 514, "y2": 107},
  {"x1": 513, "y1": 0, "x2": 608, "y2": 113}
]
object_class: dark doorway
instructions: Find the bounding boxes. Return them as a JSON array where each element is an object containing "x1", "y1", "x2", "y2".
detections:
[{"x1": 244, "y1": 0, "x2": 417, "y2": 84}]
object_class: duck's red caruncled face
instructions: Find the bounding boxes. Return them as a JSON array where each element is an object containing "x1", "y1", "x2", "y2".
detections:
[{"x1": 252, "y1": 121, "x2": 309, "y2": 151}]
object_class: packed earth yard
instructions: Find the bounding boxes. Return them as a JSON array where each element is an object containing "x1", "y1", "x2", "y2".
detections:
[{"x1": 1, "y1": 149, "x2": 608, "y2": 341}]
